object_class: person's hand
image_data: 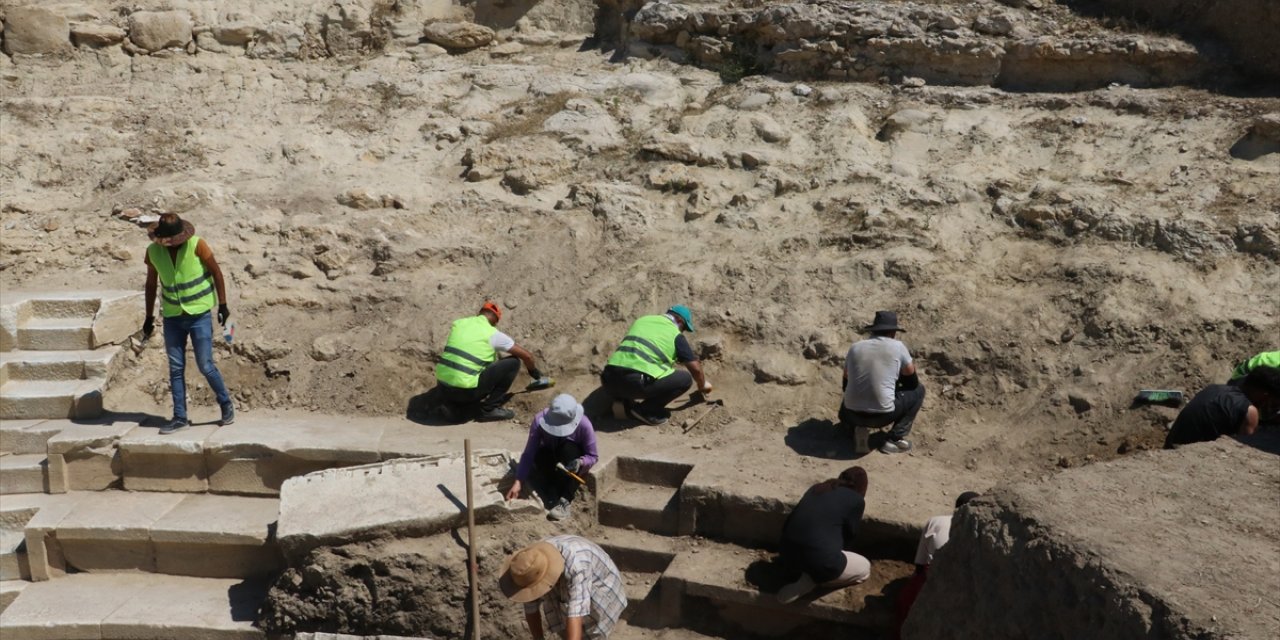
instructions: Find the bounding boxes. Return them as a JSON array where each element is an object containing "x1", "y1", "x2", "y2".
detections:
[
  {"x1": 505, "y1": 480, "x2": 522, "y2": 502},
  {"x1": 529, "y1": 367, "x2": 544, "y2": 381},
  {"x1": 701, "y1": 380, "x2": 713, "y2": 394},
  {"x1": 217, "y1": 304, "x2": 230, "y2": 326},
  {"x1": 142, "y1": 316, "x2": 155, "y2": 339},
  {"x1": 565, "y1": 458, "x2": 582, "y2": 474}
]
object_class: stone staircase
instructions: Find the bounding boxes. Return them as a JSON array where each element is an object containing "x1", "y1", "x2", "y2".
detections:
[
  {"x1": 591, "y1": 455, "x2": 916, "y2": 638},
  {"x1": 0, "y1": 291, "x2": 140, "y2": 421}
]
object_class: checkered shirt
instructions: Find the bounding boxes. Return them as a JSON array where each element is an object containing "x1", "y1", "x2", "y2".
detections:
[{"x1": 524, "y1": 535, "x2": 628, "y2": 639}]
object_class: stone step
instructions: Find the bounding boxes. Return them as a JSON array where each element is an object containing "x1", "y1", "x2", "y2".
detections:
[
  {"x1": 613, "y1": 455, "x2": 693, "y2": 487},
  {"x1": 0, "y1": 349, "x2": 121, "y2": 383},
  {"x1": 662, "y1": 538, "x2": 909, "y2": 636},
  {"x1": 599, "y1": 479, "x2": 681, "y2": 535},
  {"x1": 0, "y1": 572, "x2": 267, "y2": 639},
  {"x1": 596, "y1": 527, "x2": 680, "y2": 626},
  {"x1": 45, "y1": 420, "x2": 139, "y2": 493},
  {"x1": 0, "y1": 454, "x2": 49, "y2": 494},
  {"x1": 0, "y1": 420, "x2": 62, "y2": 455},
  {"x1": 28, "y1": 490, "x2": 281, "y2": 580},
  {"x1": 16, "y1": 317, "x2": 94, "y2": 351},
  {"x1": 0, "y1": 579, "x2": 26, "y2": 614},
  {"x1": 0, "y1": 528, "x2": 30, "y2": 580},
  {"x1": 0, "y1": 379, "x2": 105, "y2": 421},
  {"x1": 26, "y1": 297, "x2": 103, "y2": 319}
]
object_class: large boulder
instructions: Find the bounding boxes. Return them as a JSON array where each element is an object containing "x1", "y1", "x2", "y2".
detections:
[
  {"x1": 3, "y1": 7, "x2": 71, "y2": 55},
  {"x1": 128, "y1": 10, "x2": 193, "y2": 52},
  {"x1": 423, "y1": 21, "x2": 495, "y2": 50}
]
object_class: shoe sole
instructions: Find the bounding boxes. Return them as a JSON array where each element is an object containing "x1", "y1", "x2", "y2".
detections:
[
  {"x1": 160, "y1": 425, "x2": 190, "y2": 435},
  {"x1": 220, "y1": 417, "x2": 235, "y2": 426}
]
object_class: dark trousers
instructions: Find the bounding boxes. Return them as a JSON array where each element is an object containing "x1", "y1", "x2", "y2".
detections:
[
  {"x1": 439, "y1": 357, "x2": 520, "y2": 412},
  {"x1": 531, "y1": 438, "x2": 585, "y2": 506},
  {"x1": 600, "y1": 365, "x2": 693, "y2": 414},
  {"x1": 839, "y1": 385, "x2": 926, "y2": 440}
]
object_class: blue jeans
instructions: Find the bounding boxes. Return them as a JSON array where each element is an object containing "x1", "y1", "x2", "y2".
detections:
[{"x1": 163, "y1": 311, "x2": 231, "y2": 421}]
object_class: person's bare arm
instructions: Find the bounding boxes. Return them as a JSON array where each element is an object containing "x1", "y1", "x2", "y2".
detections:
[
  {"x1": 524, "y1": 610, "x2": 545, "y2": 640},
  {"x1": 195, "y1": 240, "x2": 228, "y2": 305},
  {"x1": 508, "y1": 344, "x2": 540, "y2": 375},
  {"x1": 900, "y1": 362, "x2": 917, "y2": 377},
  {"x1": 1240, "y1": 406, "x2": 1260, "y2": 436},
  {"x1": 564, "y1": 616, "x2": 584, "y2": 640},
  {"x1": 144, "y1": 259, "x2": 158, "y2": 320},
  {"x1": 686, "y1": 359, "x2": 709, "y2": 391}
]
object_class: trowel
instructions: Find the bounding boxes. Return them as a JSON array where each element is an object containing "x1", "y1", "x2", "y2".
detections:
[{"x1": 524, "y1": 377, "x2": 556, "y2": 392}]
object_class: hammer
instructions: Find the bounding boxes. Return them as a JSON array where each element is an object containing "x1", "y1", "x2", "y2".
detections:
[
  {"x1": 682, "y1": 396, "x2": 724, "y2": 433},
  {"x1": 556, "y1": 462, "x2": 587, "y2": 486}
]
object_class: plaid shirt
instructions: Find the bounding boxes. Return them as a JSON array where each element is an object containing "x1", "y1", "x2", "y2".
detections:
[{"x1": 524, "y1": 535, "x2": 627, "y2": 639}]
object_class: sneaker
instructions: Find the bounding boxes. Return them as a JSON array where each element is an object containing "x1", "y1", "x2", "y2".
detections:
[
  {"x1": 776, "y1": 573, "x2": 817, "y2": 604},
  {"x1": 548, "y1": 497, "x2": 572, "y2": 522},
  {"x1": 477, "y1": 407, "x2": 516, "y2": 422},
  {"x1": 219, "y1": 403, "x2": 235, "y2": 426},
  {"x1": 159, "y1": 418, "x2": 191, "y2": 435},
  {"x1": 626, "y1": 405, "x2": 668, "y2": 426},
  {"x1": 880, "y1": 438, "x2": 913, "y2": 454}
]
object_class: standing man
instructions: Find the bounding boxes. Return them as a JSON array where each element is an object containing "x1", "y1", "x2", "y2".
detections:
[
  {"x1": 1164, "y1": 366, "x2": 1279, "y2": 449},
  {"x1": 435, "y1": 301, "x2": 545, "y2": 422},
  {"x1": 142, "y1": 213, "x2": 234, "y2": 434},
  {"x1": 840, "y1": 311, "x2": 924, "y2": 455},
  {"x1": 600, "y1": 305, "x2": 711, "y2": 426},
  {"x1": 499, "y1": 535, "x2": 628, "y2": 639}
]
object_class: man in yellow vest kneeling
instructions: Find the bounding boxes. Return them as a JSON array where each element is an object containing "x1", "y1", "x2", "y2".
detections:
[
  {"x1": 600, "y1": 305, "x2": 711, "y2": 426},
  {"x1": 435, "y1": 301, "x2": 545, "y2": 422},
  {"x1": 141, "y1": 213, "x2": 235, "y2": 435}
]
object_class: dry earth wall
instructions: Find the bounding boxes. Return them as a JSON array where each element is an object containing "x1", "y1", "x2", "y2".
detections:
[{"x1": 903, "y1": 435, "x2": 1280, "y2": 640}]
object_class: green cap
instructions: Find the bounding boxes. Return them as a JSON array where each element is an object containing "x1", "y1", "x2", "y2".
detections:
[{"x1": 668, "y1": 305, "x2": 694, "y2": 332}]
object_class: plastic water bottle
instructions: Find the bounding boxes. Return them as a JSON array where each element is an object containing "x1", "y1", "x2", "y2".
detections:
[{"x1": 222, "y1": 319, "x2": 236, "y2": 344}]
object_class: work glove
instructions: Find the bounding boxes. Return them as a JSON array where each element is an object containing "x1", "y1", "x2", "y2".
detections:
[
  {"x1": 142, "y1": 316, "x2": 155, "y2": 339},
  {"x1": 217, "y1": 304, "x2": 230, "y2": 326},
  {"x1": 564, "y1": 458, "x2": 582, "y2": 474},
  {"x1": 529, "y1": 367, "x2": 544, "y2": 381}
]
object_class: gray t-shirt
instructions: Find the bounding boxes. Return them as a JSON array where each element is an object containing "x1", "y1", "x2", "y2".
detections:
[{"x1": 843, "y1": 336, "x2": 913, "y2": 413}]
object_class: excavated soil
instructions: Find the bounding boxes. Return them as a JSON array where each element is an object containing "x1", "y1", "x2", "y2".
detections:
[{"x1": 2, "y1": 0, "x2": 1278, "y2": 637}]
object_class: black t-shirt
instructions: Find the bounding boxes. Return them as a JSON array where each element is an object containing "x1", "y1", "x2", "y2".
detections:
[
  {"x1": 779, "y1": 485, "x2": 864, "y2": 583},
  {"x1": 1164, "y1": 384, "x2": 1253, "y2": 448},
  {"x1": 674, "y1": 334, "x2": 697, "y2": 363}
]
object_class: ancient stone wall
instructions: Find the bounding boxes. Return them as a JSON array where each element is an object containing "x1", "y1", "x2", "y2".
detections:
[{"x1": 903, "y1": 436, "x2": 1280, "y2": 640}]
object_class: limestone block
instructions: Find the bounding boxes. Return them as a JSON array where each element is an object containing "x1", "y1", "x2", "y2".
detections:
[
  {"x1": 0, "y1": 420, "x2": 60, "y2": 455},
  {"x1": 423, "y1": 21, "x2": 495, "y2": 49},
  {"x1": 150, "y1": 494, "x2": 281, "y2": 578},
  {"x1": 205, "y1": 418, "x2": 383, "y2": 495},
  {"x1": 22, "y1": 492, "x2": 89, "y2": 582},
  {"x1": 0, "y1": 454, "x2": 49, "y2": 494},
  {"x1": 120, "y1": 424, "x2": 217, "y2": 492},
  {"x1": 71, "y1": 22, "x2": 126, "y2": 47},
  {"x1": 99, "y1": 574, "x2": 268, "y2": 639},
  {"x1": 277, "y1": 452, "x2": 526, "y2": 558},
  {"x1": 0, "y1": 572, "x2": 144, "y2": 639},
  {"x1": 2, "y1": 7, "x2": 72, "y2": 56},
  {"x1": 0, "y1": 579, "x2": 26, "y2": 613},
  {"x1": 0, "y1": 299, "x2": 27, "y2": 352},
  {"x1": 55, "y1": 491, "x2": 184, "y2": 573},
  {"x1": 128, "y1": 10, "x2": 193, "y2": 52},
  {"x1": 44, "y1": 454, "x2": 69, "y2": 494},
  {"x1": 89, "y1": 292, "x2": 142, "y2": 347},
  {"x1": 213, "y1": 20, "x2": 261, "y2": 46},
  {"x1": 46, "y1": 422, "x2": 134, "y2": 490}
]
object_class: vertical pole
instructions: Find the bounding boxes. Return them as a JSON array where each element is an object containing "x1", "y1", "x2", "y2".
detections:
[{"x1": 465, "y1": 438, "x2": 480, "y2": 640}]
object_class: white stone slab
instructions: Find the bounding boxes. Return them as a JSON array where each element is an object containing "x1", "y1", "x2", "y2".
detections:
[{"x1": 277, "y1": 451, "x2": 522, "y2": 556}]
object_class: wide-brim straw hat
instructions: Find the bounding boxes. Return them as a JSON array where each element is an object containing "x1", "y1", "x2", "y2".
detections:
[
  {"x1": 499, "y1": 541, "x2": 565, "y2": 603},
  {"x1": 148, "y1": 213, "x2": 195, "y2": 247},
  {"x1": 538, "y1": 394, "x2": 584, "y2": 438}
]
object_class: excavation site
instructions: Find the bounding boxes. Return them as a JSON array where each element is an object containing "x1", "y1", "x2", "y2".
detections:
[{"x1": 0, "y1": 0, "x2": 1277, "y2": 638}]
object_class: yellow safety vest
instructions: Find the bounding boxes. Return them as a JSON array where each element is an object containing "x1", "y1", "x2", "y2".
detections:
[
  {"x1": 436, "y1": 315, "x2": 498, "y2": 389},
  {"x1": 148, "y1": 237, "x2": 216, "y2": 318},
  {"x1": 606, "y1": 315, "x2": 679, "y2": 379}
]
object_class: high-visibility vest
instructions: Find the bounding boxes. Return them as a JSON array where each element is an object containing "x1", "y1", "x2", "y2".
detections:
[
  {"x1": 148, "y1": 237, "x2": 216, "y2": 318},
  {"x1": 606, "y1": 315, "x2": 679, "y2": 379},
  {"x1": 1232, "y1": 351, "x2": 1280, "y2": 381},
  {"x1": 436, "y1": 315, "x2": 498, "y2": 389}
]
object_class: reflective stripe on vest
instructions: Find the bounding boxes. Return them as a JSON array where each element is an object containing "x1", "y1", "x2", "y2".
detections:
[
  {"x1": 606, "y1": 315, "x2": 679, "y2": 379},
  {"x1": 435, "y1": 315, "x2": 498, "y2": 389},
  {"x1": 148, "y1": 237, "x2": 216, "y2": 318}
]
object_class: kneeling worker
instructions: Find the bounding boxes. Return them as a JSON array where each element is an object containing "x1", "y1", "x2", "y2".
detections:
[
  {"x1": 600, "y1": 305, "x2": 711, "y2": 426},
  {"x1": 435, "y1": 301, "x2": 545, "y2": 422}
]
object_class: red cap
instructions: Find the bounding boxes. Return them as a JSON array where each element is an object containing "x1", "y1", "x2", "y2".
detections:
[{"x1": 481, "y1": 301, "x2": 502, "y2": 322}]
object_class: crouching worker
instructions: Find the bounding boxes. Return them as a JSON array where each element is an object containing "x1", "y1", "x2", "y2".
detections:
[
  {"x1": 1164, "y1": 365, "x2": 1280, "y2": 449},
  {"x1": 500, "y1": 535, "x2": 628, "y2": 640},
  {"x1": 777, "y1": 466, "x2": 872, "y2": 604},
  {"x1": 435, "y1": 301, "x2": 545, "y2": 422},
  {"x1": 506, "y1": 394, "x2": 599, "y2": 521}
]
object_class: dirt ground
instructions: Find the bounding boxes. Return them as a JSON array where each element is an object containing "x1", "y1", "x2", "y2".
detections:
[{"x1": 2, "y1": 0, "x2": 1278, "y2": 636}]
